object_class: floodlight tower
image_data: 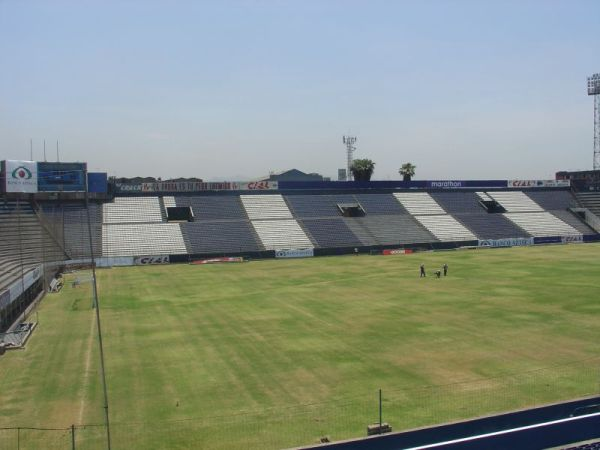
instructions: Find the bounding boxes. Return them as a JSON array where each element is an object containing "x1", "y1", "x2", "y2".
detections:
[
  {"x1": 343, "y1": 135, "x2": 357, "y2": 180},
  {"x1": 588, "y1": 73, "x2": 600, "y2": 170}
]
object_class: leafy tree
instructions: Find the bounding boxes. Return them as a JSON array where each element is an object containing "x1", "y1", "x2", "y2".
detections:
[
  {"x1": 350, "y1": 159, "x2": 375, "y2": 182},
  {"x1": 399, "y1": 163, "x2": 416, "y2": 181}
]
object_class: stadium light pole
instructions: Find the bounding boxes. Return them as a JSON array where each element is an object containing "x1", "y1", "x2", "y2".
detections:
[
  {"x1": 588, "y1": 73, "x2": 600, "y2": 170},
  {"x1": 84, "y1": 168, "x2": 112, "y2": 450}
]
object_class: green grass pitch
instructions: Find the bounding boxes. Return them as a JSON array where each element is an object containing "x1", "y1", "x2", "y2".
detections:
[{"x1": 0, "y1": 244, "x2": 599, "y2": 449}]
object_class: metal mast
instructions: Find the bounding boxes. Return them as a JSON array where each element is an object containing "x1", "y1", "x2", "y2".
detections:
[
  {"x1": 588, "y1": 73, "x2": 600, "y2": 170},
  {"x1": 342, "y1": 136, "x2": 357, "y2": 181}
]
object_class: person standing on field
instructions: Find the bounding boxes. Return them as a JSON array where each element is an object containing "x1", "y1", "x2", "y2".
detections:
[
  {"x1": 420, "y1": 264, "x2": 426, "y2": 278},
  {"x1": 443, "y1": 263, "x2": 448, "y2": 276}
]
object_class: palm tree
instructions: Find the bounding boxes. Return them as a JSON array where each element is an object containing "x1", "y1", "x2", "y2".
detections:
[
  {"x1": 399, "y1": 163, "x2": 416, "y2": 181},
  {"x1": 350, "y1": 159, "x2": 375, "y2": 181}
]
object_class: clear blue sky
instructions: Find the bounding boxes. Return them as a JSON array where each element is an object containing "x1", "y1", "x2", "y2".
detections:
[{"x1": 1, "y1": 0, "x2": 598, "y2": 180}]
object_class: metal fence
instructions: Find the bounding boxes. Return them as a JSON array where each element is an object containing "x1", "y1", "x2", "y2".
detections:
[{"x1": 0, "y1": 358, "x2": 598, "y2": 450}]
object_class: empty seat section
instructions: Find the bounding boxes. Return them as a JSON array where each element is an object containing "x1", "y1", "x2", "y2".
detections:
[
  {"x1": 180, "y1": 221, "x2": 263, "y2": 254},
  {"x1": 414, "y1": 215, "x2": 477, "y2": 242},
  {"x1": 430, "y1": 192, "x2": 486, "y2": 214},
  {"x1": 62, "y1": 203, "x2": 103, "y2": 259},
  {"x1": 103, "y1": 197, "x2": 163, "y2": 223},
  {"x1": 575, "y1": 191, "x2": 600, "y2": 216},
  {"x1": 354, "y1": 216, "x2": 437, "y2": 245},
  {"x1": 352, "y1": 194, "x2": 408, "y2": 215},
  {"x1": 550, "y1": 210, "x2": 596, "y2": 235},
  {"x1": 525, "y1": 190, "x2": 579, "y2": 210},
  {"x1": 102, "y1": 223, "x2": 186, "y2": 257},
  {"x1": 285, "y1": 194, "x2": 356, "y2": 218},
  {"x1": 486, "y1": 191, "x2": 543, "y2": 212},
  {"x1": 175, "y1": 196, "x2": 247, "y2": 220},
  {"x1": 503, "y1": 212, "x2": 581, "y2": 237},
  {"x1": 476, "y1": 191, "x2": 493, "y2": 201},
  {"x1": 393, "y1": 192, "x2": 446, "y2": 215},
  {"x1": 240, "y1": 195, "x2": 292, "y2": 220},
  {"x1": 163, "y1": 196, "x2": 176, "y2": 208},
  {"x1": 300, "y1": 219, "x2": 363, "y2": 248},
  {"x1": 454, "y1": 214, "x2": 531, "y2": 240},
  {"x1": 343, "y1": 219, "x2": 379, "y2": 246},
  {"x1": 250, "y1": 220, "x2": 313, "y2": 250},
  {"x1": 0, "y1": 202, "x2": 66, "y2": 291}
]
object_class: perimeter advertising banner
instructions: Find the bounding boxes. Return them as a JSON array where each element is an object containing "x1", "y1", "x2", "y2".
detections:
[
  {"x1": 4, "y1": 160, "x2": 38, "y2": 193},
  {"x1": 275, "y1": 249, "x2": 314, "y2": 258},
  {"x1": 507, "y1": 180, "x2": 570, "y2": 188},
  {"x1": 115, "y1": 180, "x2": 279, "y2": 193},
  {"x1": 134, "y1": 255, "x2": 170, "y2": 265},
  {"x1": 478, "y1": 238, "x2": 534, "y2": 248}
]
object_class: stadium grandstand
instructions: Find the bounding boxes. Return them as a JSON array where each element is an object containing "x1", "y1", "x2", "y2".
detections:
[{"x1": 1, "y1": 159, "x2": 600, "y2": 449}]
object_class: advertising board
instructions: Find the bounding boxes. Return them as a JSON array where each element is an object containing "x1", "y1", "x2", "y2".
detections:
[
  {"x1": 37, "y1": 162, "x2": 86, "y2": 192},
  {"x1": 426, "y1": 180, "x2": 465, "y2": 188},
  {"x1": 382, "y1": 249, "x2": 413, "y2": 255},
  {"x1": 88, "y1": 172, "x2": 108, "y2": 193},
  {"x1": 507, "y1": 180, "x2": 570, "y2": 188},
  {"x1": 561, "y1": 235, "x2": 584, "y2": 243},
  {"x1": 134, "y1": 255, "x2": 170, "y2": 265},
  {"x1": 4, "y1": 160, "x2": 38, "y2": 193},
  {"x1": 478, "y1": 238, "x2": 534, "y2": 248},
  {"x1": 240, "y1": 181, "x2": 278, "y2": 190},
  {"x1": 192, "y1": 257, "x2": 244, "y2": 264},
  {"x1": 275, "y1": 249, "x2": 314, "y2": 258},
  {"x1": 115, "y1": 180, "x2": 279, "y2": 193}
]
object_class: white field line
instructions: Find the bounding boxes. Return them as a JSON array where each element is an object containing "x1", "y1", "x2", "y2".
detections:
[{"x1": 77, "y1": 311, "x2": 96, "y2": 425}]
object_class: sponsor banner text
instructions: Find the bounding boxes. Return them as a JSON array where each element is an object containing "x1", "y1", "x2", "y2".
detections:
[
  {"x1": 478, "y1": 237, "x2": 534, "y2": 248},
  {"x1": 134, "y1": 255, "x2": 170, "y2": 265},
  {"x1": 507, "y1": 180, "x2": 570, "y2": 188},
  {"x1": 382, "y1": 249, "x2": 413, "y2": 255},
  {"x1": 275, "y1": 248, "x2": 314, "y2": 258},
  {"x1": 5, "y1": 160, "x2": 38, "y2": 193},
  {"x1": 115, "y1": 181, "x2": 279, "y2": 193},
  {"x1": 561, "y1": 235, "x2": 584, "y2": 243},
  {"x1": 426, "y1": 180, "x2": 465, "y2": 189}
]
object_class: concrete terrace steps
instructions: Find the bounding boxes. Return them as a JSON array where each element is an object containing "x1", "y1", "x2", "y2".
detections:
[
  {"x1": 576, "y1": 191, "x2": 600, "y2": 216},
  {"x1": 103, "y1": 196, "x2": 163, "y2": 223},
  {"x1": 392, "y1": 192, "x2": 475, "y2": 242},
  {"x1": 250, "y1": 219, "x2": 313, "y2": 251},
  {"x1": 102, "y1": 223, "x2": 187, "y2": 257},
  {"x1": 486, "y1": 191, "x2": 544, "y2": 213},
  {"x1": 240, "y1": 194, "x2": 293, "y2": 220},
  {"x1": 503, "y1": 212, "x2": 581, "y2": 237},
  {"x1": 414, "y1": 215, "x2": 477, "y2": 242},
  {"x1": 240, "y1": 194, "x2": 314, "y2": 250},
  {"x1": 393, "y1": 192, "x2": 446, "y2": 215}
]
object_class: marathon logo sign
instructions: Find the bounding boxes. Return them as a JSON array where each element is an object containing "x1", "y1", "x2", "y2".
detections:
[
  {"x1": 134, "y1": 255, "x2": 170, "y2": 265},
  {"x1": 275, "y1": 248, "x2": 314, "y2": 258},
  {"x1": 4, "y1": 160, "x2": 38, "y2": 193},
  {"x1": 427, "y1": 180, "x2": 465, "y2": 188},
  {"x1": 478, "y1": 238, "x2": 534, "y2": 248}
]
